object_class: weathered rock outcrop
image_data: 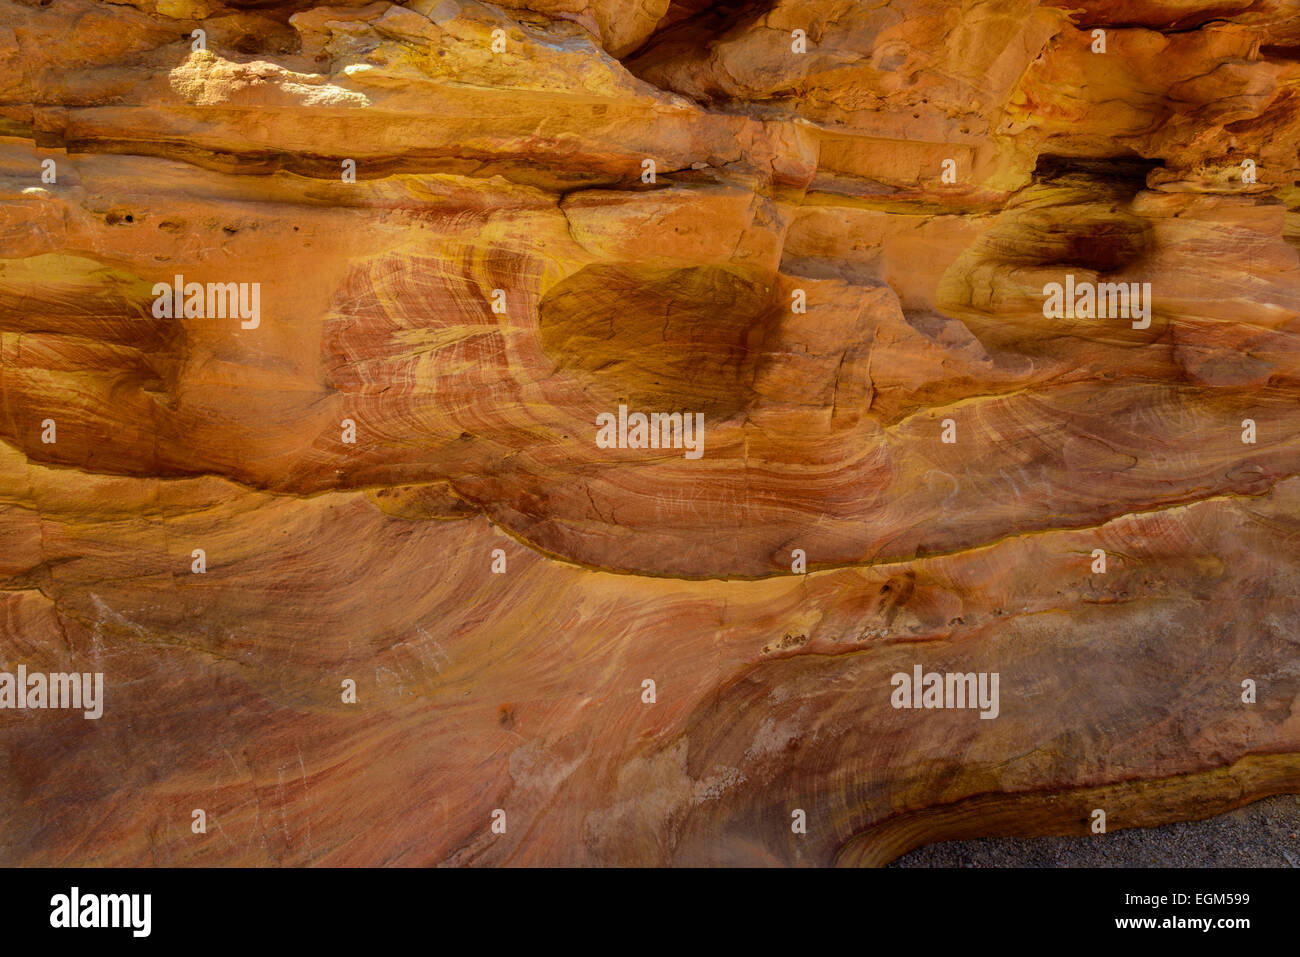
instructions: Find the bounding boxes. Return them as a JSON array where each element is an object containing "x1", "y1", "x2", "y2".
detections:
[{"x1": 0, "y1": 0, "x2": 1297, "y2": 865}]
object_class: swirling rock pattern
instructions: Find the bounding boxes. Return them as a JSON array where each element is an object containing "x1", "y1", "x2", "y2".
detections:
[{"x1": 0, "y1": 0, "x2": 1297, "y2": 865}]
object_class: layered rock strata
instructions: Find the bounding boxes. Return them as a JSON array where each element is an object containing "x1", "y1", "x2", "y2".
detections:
[{"x1": 0, "y1": 0, "x2": 1297, "y2": 865}]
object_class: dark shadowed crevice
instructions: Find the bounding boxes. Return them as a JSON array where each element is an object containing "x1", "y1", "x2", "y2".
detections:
[
  {"x1": 1031, "y1": 153, "x2": 1165, "y2": 193},
  {"x1": 619, "y1": 0, "x2": 781, "y2": 102}
]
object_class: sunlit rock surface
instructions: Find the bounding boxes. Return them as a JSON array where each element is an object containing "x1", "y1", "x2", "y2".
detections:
[{"x1": 0, "y1": 0, "x2": 1297, "y2": 865}]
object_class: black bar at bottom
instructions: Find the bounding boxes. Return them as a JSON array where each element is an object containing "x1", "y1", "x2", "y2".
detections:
[{"x1": 2, "y1": 866, "x2": 1286, "y2": 945}]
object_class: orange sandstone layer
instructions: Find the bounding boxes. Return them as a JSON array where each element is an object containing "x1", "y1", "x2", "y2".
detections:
[{"x1": 0, "y1": 0, "x2": 1297, "y2": 865}]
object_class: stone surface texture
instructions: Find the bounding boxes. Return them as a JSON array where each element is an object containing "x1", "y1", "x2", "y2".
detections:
[{"x1": 0, "y1": 0, "x2": 1298, "y2": 865}]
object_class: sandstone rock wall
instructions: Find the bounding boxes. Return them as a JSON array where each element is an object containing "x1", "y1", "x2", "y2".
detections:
[{"x1": 0, "y1": 0, "x2": 1297, "y2": 865}]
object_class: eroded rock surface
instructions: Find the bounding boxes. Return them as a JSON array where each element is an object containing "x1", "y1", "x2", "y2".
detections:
[{"x1": 0, "y1": 0, "x2": 1297, "y2": 865}]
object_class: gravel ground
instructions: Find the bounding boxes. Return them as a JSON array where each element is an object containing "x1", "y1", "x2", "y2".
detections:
[{"x1": 890, "y1": 793, "x2": 1300, "y2": 867}]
